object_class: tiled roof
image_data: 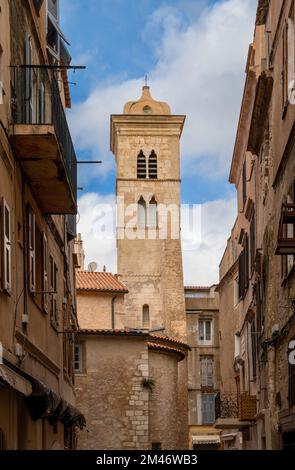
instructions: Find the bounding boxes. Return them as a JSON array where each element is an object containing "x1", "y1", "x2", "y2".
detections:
[{"x1": 76, "y1": 272, "x2": 128, "y2": 293}]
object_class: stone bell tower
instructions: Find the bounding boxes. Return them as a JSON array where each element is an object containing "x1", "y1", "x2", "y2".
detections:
[{"x1": 110, "y1": 86, "x2": 186, "y2": 343}]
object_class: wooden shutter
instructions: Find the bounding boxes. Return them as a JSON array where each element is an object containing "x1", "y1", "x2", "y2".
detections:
[
  {"x1": 202, "y1": 394, "x2": 215, "y2": 425},
  {"x1": 201, "y1": 357, "x2": 214, "y2": 388},
  {"x1": 42, "y1": 233, "x2": 48, "y2": 312},
  {"x1": 250, "y1": 212, "x2": 256, "y2": 270},
  {"x1": 28, "y1": 207, "x2": 36, "y2": 293},
  {"x1": 2, "y1": 198, "x2": 11, "y2": 292}
]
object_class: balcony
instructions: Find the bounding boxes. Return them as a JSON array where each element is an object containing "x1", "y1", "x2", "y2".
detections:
[
  {"x1": 276, "y1": 204, "x2": 295, "y2": 255},
  {"x1": 215, "y1": 392, "x2": 257, "y2": 430},
  {"x1": 10, "y1": 66, "x2": 77, "y2": 214}
]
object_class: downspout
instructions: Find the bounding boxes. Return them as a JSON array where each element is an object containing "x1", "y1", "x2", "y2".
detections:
[{"x1": 111, "y1": 295, "x2": 117, "y2": 329}]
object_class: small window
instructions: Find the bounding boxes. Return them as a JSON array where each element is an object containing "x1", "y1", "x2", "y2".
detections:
[
  {"x1": 28, "y1": 206, "x2": 36, "y2": 293},
  {"x1": 148, "y1": 150, "x2": 157, "y2": 179},
  {"x1": 199, "y1": 319, "x2": 212, "y2": 344},
  {"x1": 2, "y1": 199, "x2": 12, "y2": 293},
  {"x1": 142, "y1": 305, "x2": 150, "y2": 329},
  {"x1": 138, "y1": 197, "x2": 146, "y2": 228},
  {"x1": 74, "y1": 344, "x2": 83, "y2": 373},
  {"x1": 137, "y1": 151, "x2": 147, "y2": 179},
  {"x1": 152, "y1": 443, "x2": 162, "y2": 450},
  {"x1": 148, "y1": 197, "x2": 157, "y2": 228}
]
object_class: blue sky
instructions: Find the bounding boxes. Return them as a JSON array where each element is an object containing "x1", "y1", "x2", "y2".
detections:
[{"x1": 60, "y1": 0, "x2": 257, "y2": 283}]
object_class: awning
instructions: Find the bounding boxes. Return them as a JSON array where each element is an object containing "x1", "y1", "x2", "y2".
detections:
[
  {"x1": 192, "y1": 435, "x2": 221, "y2": 445},
  {"x1": 26, "y1": 380, "x2": 86, "y2": 429},
  {"x1": 0, "y1": 365, "x2": 32, "y2": 397},
  {"x1": 221, "y1": 432, "x2": 238, "y2": 442}
]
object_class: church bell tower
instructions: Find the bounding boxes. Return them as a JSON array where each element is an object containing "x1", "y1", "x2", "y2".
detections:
[{"x1": 110, "y1": 86, "x2": 186, "y2": 342}]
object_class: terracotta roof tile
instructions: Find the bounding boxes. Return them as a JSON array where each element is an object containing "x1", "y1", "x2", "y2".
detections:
[{"x1": 76, "y1": 272, "x2": 128, "y2": 293}]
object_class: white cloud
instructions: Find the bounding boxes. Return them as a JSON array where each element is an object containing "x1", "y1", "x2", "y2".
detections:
[
  {"x1": 78, "y1": 193, "x2": 236, "y2": 285},
  {"x1": 182, "y1": 197, "x2": 237, "y2": 285},
  {"x1": 69, "y1": 0, "x2": 256, "y2": 180}
]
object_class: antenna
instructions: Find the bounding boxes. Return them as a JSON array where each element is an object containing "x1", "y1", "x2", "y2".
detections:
[{"x1": 88, "y1": 262, "x2": 97, "y2": 273}]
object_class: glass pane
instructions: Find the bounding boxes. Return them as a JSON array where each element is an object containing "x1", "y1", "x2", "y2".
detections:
[
  {"x1": 199, "y1": 321, "x2": 204, "y2": 341},
  {"x1": 4, "y1": 206, "x2": 9, "y2": 240},
  {"x1": 206, "y1": 321, "x2": 211, "y2": 341}
]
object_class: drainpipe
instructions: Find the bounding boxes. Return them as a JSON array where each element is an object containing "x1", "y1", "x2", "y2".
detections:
[{"x1": 111, "y1": 295, "x2": 117, "y2": 329}]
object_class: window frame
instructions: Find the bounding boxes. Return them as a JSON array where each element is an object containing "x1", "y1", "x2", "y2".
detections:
[
  {"x1": 27, "y1": 205, "x2": 36, "y2": 294},
  {"x1": 42, "y1": 233, "x2": 49, "y2": 313},
  {"x1": 49, "y1": 253, "x2": 58, "y2": 326},
  {"x1": 200, "y1": 356, "x2": 214, "y2": 389},
  {"x1": 74, "y1": 343, "x2": 83, "y2": 374},
  {"x1": 198, "y1": 319, "x2": 213, "y2": 345}
]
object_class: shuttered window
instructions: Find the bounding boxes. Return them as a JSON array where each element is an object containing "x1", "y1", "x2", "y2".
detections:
[
  {"x1": 250, "y1": 211, "x2": 256, "y2": 270},
  {"x1": 201, "y1": 394, "x2": 216, "y2": 425},
  {"x1": 42, "y1": 234, "x2": 49, "y2": 312},
  {"x1": 200, "y1": 357, "x2": 214, "y2": 389},
  {"x1": 50, "y1": 255, "x2": 58, "y2": 326},
  {"x1": 2, "y1": 199, "x2": 11, "y2": 293},
  {"x1": 28, "y1": 206, "x2": 36, "y2": 293},
  {"x1": 239, "y1": 233, "x2": 250, "y2": 300}
]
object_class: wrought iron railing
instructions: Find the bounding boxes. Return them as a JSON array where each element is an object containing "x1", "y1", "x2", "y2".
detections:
[
  {"x1": 215, "y1": 392, "x2": 239, "y2": 419},
  {"x1": 11, "y1": 66, "x2": 77, "y2": 208},
  {"x1": 215, "y1": 392, "x2": 257, "y2": 421}
]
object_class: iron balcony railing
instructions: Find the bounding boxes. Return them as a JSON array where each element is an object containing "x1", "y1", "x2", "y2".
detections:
[
  {"x1": 215, "y1": 392, "x2": 257, "y2": 421},
  {"x1": 11, "y1": 66, "x2": 77, "y2": 208}
]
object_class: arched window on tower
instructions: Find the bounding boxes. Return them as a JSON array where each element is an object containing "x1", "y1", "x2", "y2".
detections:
[
  {"x1": 138, "y1": 197, "x2": 147, "y2": 228},
  {"x1": 137, "y1": 150, "x2": 147, "y2": 179},
  {"x1": 148, "y1": 196, "x2": 157, "y2": 228},
  {"x1": 142, "y1": 305, "x2": 150, "y2": 329},
  {"x1": 148, "y1": 150, "x2": 157, "y2": 179}
]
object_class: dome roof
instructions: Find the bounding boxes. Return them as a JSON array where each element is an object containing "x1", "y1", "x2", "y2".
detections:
[{"x1": 123, "y1": 86, "x2": 171, "y2": 115}]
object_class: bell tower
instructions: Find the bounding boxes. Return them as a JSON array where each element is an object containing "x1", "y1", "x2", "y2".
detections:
[{"x1": 110, "y1": 86, "x2": 186, "y2": 342}]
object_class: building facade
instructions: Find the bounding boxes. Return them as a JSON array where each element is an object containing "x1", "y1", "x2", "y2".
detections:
[
  {"x1": 0, "y1": 0, "x2": 84, "y2": 450},
  {"x1": 75, "y1": 87, "x2": 189, "y2": 450},
  {"x1": 185, "y1": 286, "x2": 221, "y2": 450},
  {"x1": 217, "y1": 0, "x2": 295, "y2": 450}
]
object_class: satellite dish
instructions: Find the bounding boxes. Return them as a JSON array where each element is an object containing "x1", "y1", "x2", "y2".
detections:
[{"x1": 88, "y1": 262, "x2": 97, "y2": 273}]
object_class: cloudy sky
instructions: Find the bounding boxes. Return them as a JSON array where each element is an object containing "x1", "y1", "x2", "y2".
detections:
[{"x1": 61, "y1": 0, "x2": 257, "y2": 285}]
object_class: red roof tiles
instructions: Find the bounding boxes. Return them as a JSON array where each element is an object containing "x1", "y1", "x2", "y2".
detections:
[{"x1": 76, "y1": 272, "x2": 128, "y2": 294}]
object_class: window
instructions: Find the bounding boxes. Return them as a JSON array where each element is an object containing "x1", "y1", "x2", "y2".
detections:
[
  {"x1": 50, "y1": 255, "x2": 58, "y2": 326},
  {"x1": 250, "y1": 211, "x2": 256, "y2": 270},
  {"x1": 201, "y1": 394, "x2": 215, "y2": 425},
  {"x1": 0, "y1": 44, "x2": 3, "y2": 102},
  {"x1": 74, "y1": 344, "x2": 83, "y2": 373},
  {"x1": 238, "y1": 233, "x2": 249, "y2": 300},
  {"x1": 41, "y1": 234, "x2": 48, "y2": 312},
  {"x1": 142, "y1": 305, "x2": 150, "y2": 329},
  {"x1": 281, "y1": 182, "x2": 295, "y2": 278},
  {"x1": 200, "y1": 357, "x2": 214, "y2": 389},
  {"x1": 2, "y1": 199, "x2": 11, "y2": 293},
  {"x1": 152, "y1": 443, "x2": 162, "y2": 450},
  {"x1": 251, "y1": 321, "x2": 257, "y2": 380},
  {"x1": 28, "y1": 206, "x2": 36, "y2": 293},
  {"x1": 24, "y1": 34, "x2": 33, "y2": 123},
  {"x1": 242, "y1": 160, "x2": 247, "y2": 208},
  {"x1": 137, "y1": 151, "x2": 146, "y2": 179},
  {"x1": 148, "y1": 150, "x2": 157, "y2": 179},
  {"x1": 148, "y1": 197, "x2": 157, "y2": 228},
  {"x1": 199, "y1": 319, "x2": 212, "y2": 344},
  {"x1": 282, "y1": 5, "x2": 295, "y2": 112},
  {"x1": 138, "y1": 197, "x2": 146, "y2": 228},
  {"x1": 33, "y1": 0, "x2": 44, "y2": 15},
  {"x1": 289, "y1": 338, "x2": 295, "y2": 407},
  {"x1": 48, "y1": 0, "x2": 59, "y2": 20}
]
